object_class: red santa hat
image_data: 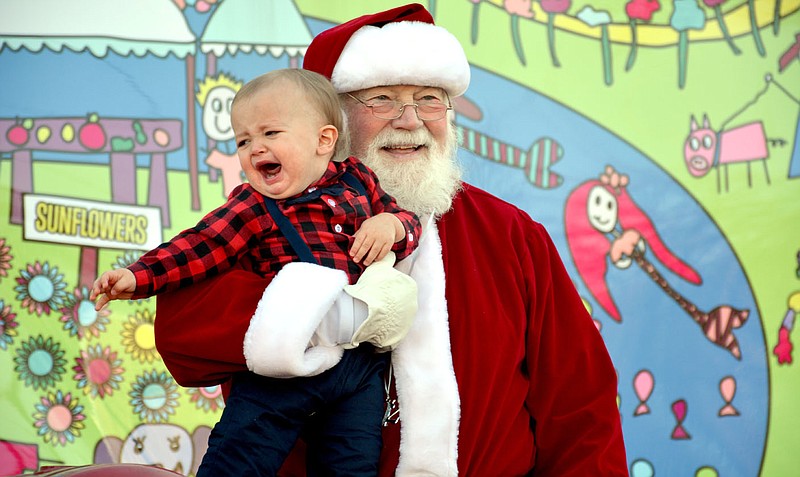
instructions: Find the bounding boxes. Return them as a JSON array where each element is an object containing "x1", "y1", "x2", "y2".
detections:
[{"x1": 303, "y1": 3, "x2": 470, "y2": 97}]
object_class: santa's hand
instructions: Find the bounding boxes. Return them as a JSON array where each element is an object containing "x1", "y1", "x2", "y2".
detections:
[
  {"x1": 314, "y1": 290, "x2": 369, "y2": 347},
  {"x1": 345, "y1": 252, "x2": 418, "y2": 351}
]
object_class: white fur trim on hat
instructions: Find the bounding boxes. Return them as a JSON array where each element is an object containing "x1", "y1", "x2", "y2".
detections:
[{"x1": 331, "y1": 21, "x2": 470, "y2": 97}]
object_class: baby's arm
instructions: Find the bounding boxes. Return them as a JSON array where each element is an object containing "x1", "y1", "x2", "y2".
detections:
[
  {"x1": 90, "y1": 269, "x2": 136, "y2": 310},
  {"x1": 350, "y1": 212, "x2": 405, "y2": 266}
]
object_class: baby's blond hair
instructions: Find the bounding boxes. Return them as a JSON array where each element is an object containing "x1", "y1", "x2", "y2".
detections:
[{"x1": 233, "y1": 69, "x2": 350, "y2": 162}]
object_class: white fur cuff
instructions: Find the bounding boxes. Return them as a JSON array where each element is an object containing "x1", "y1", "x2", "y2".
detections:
[{"x1": 243, "y1": 262, "x2": 348, "y2": 378}]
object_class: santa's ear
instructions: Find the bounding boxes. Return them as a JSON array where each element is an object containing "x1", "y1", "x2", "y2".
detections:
[{"x1": 318, "y1": 125, "x2": 338, "y2": 155}]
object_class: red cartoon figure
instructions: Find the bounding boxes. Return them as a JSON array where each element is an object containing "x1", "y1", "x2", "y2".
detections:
[
  {"x1": 773, "y1": 290, "x2": 799, "y2": 365},
  {"x1": 565, "y1": 166, "x2": 749, "y2": 358}
]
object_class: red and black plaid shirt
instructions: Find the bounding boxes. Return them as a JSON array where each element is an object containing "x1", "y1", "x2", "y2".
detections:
[{"x1": 128, "y1": 156, "x2": 420, "y2": 298}]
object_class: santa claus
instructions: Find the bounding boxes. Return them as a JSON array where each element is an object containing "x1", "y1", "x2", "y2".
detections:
[{"x1": 157, "y1": 3, "x2": 627, "y2": 476}]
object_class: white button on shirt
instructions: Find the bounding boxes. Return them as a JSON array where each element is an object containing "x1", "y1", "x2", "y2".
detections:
[
  {"x1": 327, "y1": 198, "x2": 336, "y2": 207},
  {"x1": 334, "y1": 224, "x2": 343, "y2": 233}
]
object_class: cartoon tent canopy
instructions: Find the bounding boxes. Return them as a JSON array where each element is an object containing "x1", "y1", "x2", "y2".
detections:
[
  {"x1": 0, "y1": 0, "x2": 196, "y2": 57},
  {"x1": 200, "y1": 0, "x2": 312, "y2": 62},
  {"x1": 1, "y1": 0, "x2": 314, "y2": 212},
  {"x1": 0, "y1": 0, "x2": 204, "y2": 213}
]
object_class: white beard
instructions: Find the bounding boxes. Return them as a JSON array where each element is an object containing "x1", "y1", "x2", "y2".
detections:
[{"x1": 357, "y1": 124, "x2": 462, "y2": 217}]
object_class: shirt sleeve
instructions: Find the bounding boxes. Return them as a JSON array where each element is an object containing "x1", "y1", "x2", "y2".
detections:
[
  {"x1": 128, "y1": 185, "x2": 274, "y2": 298},
  {"x1": 347, "y1": 157, "x2": 422, "y2": 261}
]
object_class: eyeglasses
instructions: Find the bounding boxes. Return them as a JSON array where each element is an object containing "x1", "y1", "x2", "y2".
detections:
[{"x1": 346, "y1": 92, "x2": 452, "y2": 121}]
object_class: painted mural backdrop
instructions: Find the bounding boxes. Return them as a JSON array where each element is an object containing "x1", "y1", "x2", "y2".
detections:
[{"x1": 0, "y1": 0, "x2": 798, "y2": 475}]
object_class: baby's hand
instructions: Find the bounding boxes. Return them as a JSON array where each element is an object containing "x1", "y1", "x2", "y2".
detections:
[
  {"x1": 90, "y1": 269, "x2": 136, "y2": 310},
  {"x1": 351, "y1": 213, "x2": 404, "y2": 266}
]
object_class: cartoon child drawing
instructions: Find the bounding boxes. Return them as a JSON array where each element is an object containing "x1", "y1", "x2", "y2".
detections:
[
  {"x1": 565, "y1": 166, "x2": 749, "y2": 359},
  {"x1": 196, "y1": 73, "x2": 243, "y2": 197},
  {"x1": 773, "y1": 290, "x2": 799, "y2": 365}
]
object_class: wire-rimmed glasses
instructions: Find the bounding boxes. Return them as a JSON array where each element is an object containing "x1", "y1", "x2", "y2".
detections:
[{"x1": 346, "y1": 92, "x2": 452, "y2": 121}]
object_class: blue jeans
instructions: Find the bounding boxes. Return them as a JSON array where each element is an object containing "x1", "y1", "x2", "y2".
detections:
[{"x1": 197, "y1": 346, "x2": 389, "y2": 477}]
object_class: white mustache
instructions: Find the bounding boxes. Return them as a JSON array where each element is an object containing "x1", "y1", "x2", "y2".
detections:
[{"x1": 374, "y1": 128, "x2": 433, "y2": 150}]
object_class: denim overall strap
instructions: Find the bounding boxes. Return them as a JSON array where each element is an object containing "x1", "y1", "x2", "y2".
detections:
[
  {"x1": 262, "y1": 172, "x2": 366, "y2": 265},
  {"x1": 263, "y1": 197, "x2": 318, "y2": 265}
]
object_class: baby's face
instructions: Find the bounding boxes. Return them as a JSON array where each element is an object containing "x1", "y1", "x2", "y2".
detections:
[{"x1": 232, "y1": 81, "x2": 332, "y2": 200}]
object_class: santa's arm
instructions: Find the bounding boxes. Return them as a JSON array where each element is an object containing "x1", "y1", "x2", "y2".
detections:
[
  {"x1": 525, "y1": 224, "x2": 628, "y2": 476},
  {"x1": 155, "y1": 268, "x2": 267, "y2": 387},
  {"x1": 156, "y1": 259, "x2": 401, "y2": 386}
]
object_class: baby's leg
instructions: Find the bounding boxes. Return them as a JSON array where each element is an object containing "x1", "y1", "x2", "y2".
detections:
[
  {"x1": 197, "y1": 372, "x2": 315, "y2": 476},
  {"x1": 303, "y1": 346, "x2": 389, "y2": 476}
]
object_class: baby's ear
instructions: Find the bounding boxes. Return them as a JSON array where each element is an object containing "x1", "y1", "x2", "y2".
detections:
[{"x1": 318, "y1": 125, "x2": 338, "y2": 155}]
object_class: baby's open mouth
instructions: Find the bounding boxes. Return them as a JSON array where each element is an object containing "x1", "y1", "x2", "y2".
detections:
[{"x1": 259, "y1": 162, "x2": 282, "y2": 178}]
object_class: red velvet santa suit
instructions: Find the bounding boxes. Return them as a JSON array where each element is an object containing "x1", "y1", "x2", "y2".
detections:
[{"x1": 156, "y1": 183, "x2": 628, "y2": 476}]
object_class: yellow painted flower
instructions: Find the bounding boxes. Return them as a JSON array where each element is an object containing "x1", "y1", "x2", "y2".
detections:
[{"x1": 121, "y1": 309, "x2": 160, "y2": 363}]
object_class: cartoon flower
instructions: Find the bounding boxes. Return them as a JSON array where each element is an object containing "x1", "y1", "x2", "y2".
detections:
[
  {"x1": 670, "y1": 0, "x2": 706, "y2": 88},
  {"x1": 15, "y1": 335, "x2": 67, "y2": 390},
  {"x1": 746, "y1": 0, "x2": 766, "y2": 57},
  {"x1": 130, "y1": 370, "x2": 180, "y2": 423},
  {"x1": 0, "y1": 300, "x2": 19, "y2": 350},
  {"x1": 32, "y1": 390, "x2": 86, "y2": 446},
  {"x1": 188, "y1": 385, "x2": 225, "y2": 413},
  {"x1": 504, "y1": 0, "x2": 535, "y2": 66},
  {"x1": 468, "y1": 0, "x2": 483, "y2": 45},
  {"x1": 14, "y1": 261, "x2": 67, "y2": 316},
  {"x1": 540, "y1": 0, "x2": 572, "y2": 67},
  {"x1": 625, "y1": 0, "x2": 661, "y2": 71},
  {"x1": 112, "y1": 250, "x2": 141, "y2": 268},
  {"x1": 702, "y1": 0, "x2": 740, "y2": 55},
  {"x1": 0, "y1": 237, "x2": 12, "y2": 278},
  {"x1": 73, "y1": 344, "x2": 125, "y2": 398},
  {"x1": 772, "y1": 0, "x2": 782, "y2": 35},
  {"x1": 577, "y1": 6, "x2": 614, "y2": 85},
  {"x1": 121, "y1": 309, "x2": 160, "y2": 363},
  {"x1": 60, "y1": 286, "x2": 110, "y2": 339}
]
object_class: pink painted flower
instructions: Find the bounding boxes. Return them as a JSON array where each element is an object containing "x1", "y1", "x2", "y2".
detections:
[
  {"x1": 541, "y1": 0, "x2": 571, "y2": 14},
  {"x1": 0, "y1": 238, "x2": 12, "y2": 278},
  {"x1": 626, "y1": 0, "x2": 661, "y2": 21},
  {"x1": 504, "y1": 0, "x2": 534, "y2": 18},
  {"x1": 625, "y1": 0, "x2": 661, "y2": 71}
]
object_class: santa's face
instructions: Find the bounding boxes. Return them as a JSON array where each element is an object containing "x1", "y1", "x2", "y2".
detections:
[
  {"x1": 345, "y1": 85, "x2": 451, "y2": 161},
  {"x1": 344, "y1": 85, "x2": 461, "y2": 216}
]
